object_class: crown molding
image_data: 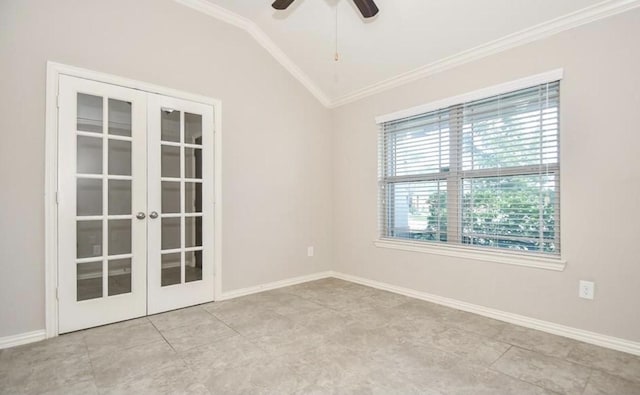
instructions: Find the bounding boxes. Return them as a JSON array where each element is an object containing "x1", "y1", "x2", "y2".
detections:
[
  {"x1": 175, "y1": 0, "x2": 332, "y2": 107},
  {"x1": 176, "y1": 0, "x2": 640, "y2": 109},
  {"x1": 328, "y1": 0, "x2": 640, "y2": 107}
]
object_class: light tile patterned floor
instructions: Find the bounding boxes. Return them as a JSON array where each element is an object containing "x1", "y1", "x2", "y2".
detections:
[{"x1": 1, "y1": 278, "x2": 639, "y2": 394}]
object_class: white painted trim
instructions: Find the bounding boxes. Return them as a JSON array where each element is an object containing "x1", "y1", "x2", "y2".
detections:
[
  {"x1": 218, "y1": 271, "x2": 333, "y2": 300},
  {"x1": 175, "y1": 0, "x2": 640, "y2": 108},
  {"x1": 34, "y1": 262, "x2": 640, "y2": 356},
  {"x1": 48, "y1": 62, "x2": 219, "y2": 106},
  {"x1": 213, "y1": 98, "x2": 223, "y2": 302},
  {"x1": 375, "y1": 69, "x2": 564, "y2": 124},
  {"x1": 44, "y1": 61, "x2": 224, "y2": 337},
  {"x1": 331, "y1": 272, "x2": 640, "y2": 356},
  {"x1": 0, "y1": 330, "x2": 46, "y2": 350},
  {"x1": 174, "y1": 0, "x2": 331, "y2": 107},
  {"x1": 4, "y1": 271, "x2": 328, "y2": 348},
  {"x1": 330, "y1": 0, "x2": 640, "y2": 107},
  {"x1": 45, "y1": 62, "x2": 60, "y2": 340},
  {"x1": 374, "y1": 239, "x2": 566, "y2": 272}
]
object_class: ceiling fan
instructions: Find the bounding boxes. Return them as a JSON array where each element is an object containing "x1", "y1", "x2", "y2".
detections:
[{"x1": 272, "y1": 0, "x2": 379, "y2": 18}]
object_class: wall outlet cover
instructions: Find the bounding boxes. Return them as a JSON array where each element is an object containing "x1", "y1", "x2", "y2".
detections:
[{"x1": 579, "y1": 280, "x2": 595, "y2": 300}]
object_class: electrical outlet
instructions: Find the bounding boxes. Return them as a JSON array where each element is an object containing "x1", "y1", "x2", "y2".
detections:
[
  {"x1": 307, "y1": 246, "x2": 314, "y2": 257},
  {"x1": 579, "y1": 280, "x2": 595, "y2": 300}
]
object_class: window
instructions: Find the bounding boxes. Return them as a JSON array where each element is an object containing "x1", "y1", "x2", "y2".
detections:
[{"x1": 379, "y1": 79, "x2": 560, "y2": 257}]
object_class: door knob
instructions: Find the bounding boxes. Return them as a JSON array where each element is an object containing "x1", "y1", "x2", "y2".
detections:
[
  {"x1": 149, "y1": 211, "x2": 159, "y2": 219},
  {"x1": 136, "y1": 212, "x2": 146, "y2": 220}
]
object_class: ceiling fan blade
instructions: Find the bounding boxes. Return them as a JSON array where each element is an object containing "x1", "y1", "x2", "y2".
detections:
[
  {"x1": 272, "y1": 0, "x2": 296, "y2": 10},
  {"x1": 352, "y1": 0, "x2": 379, "y2": 18}
]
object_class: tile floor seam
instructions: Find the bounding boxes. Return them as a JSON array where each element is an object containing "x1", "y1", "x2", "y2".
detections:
[
  {"x1": 200, "y1": 304, "x2": 233, "y2": 323},
  {"x1": 173, "y1": 339, "x2": 218, "y2": 382},
  {"x1": 147, "y1": 318, "x2": 180, "y2": 355},
  {"x1": 199, "y1": 304, "x2": 217, "y2": 317},
  {"x1": 489, "y1": 344, "x2": 513, "y2": 368},
  {"x1": 158, "y1": 310, "x2": 246, "y2": 356},
  {"x1": 81, "y1": 334, "x2": 101, "y2": 395},
  {"x1": 509, "y1": 344, "x2": 590, "y2": 368},
  {"x1": 404, "y1": 324, "x2": 513, "y2": 369},
  {"x1": 91, "y1": 324, "x2": 196, "y2": 394},
  {"x1": 491, "y1": 345, "x2": 596, "y2": 395},
  {"x1": 86, "y1": 335, "x2": 163, "y2": 359},
  {"x1": 497, "y1": 340, "x2": 572, "y2": 360},
  {"x1": 485, "y1": 359, "x2": 539, "y2": 393},
  {"x1": 210, "y1": 313, "x2": 249, "y2": 338},
  {"x1": 486, "y1": 364, "x2": 565, "y2": 395},
  {"x1": 561, "y1": 354, "x2": 640, "y2": 384},
  {"x1": 145, "y1": 305, "x2": 210, "y2": 333},
  {"x1": 7, "y1": 279, "x2": 639, "y2": 394},
  {"x1": 168, "y1": 331, "x2": 239, "y2": 356},
  {"x1": 565, "y1": 351, "x2": 640, "y2": 385}
]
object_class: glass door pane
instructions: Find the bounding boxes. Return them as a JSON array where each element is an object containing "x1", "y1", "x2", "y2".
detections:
[
  {"x1": 74, "y1": 95, "x2": 137, "y2": 301},
  {"x1": 76, "y1": 93, "x2": 105, "y2": 301},
  {"x1": 158, "y1": 111, "x2": 204, "y2": 286}
]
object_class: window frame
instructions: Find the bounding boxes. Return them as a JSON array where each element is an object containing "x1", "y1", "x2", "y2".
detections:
[{"x1": 375, "y1": 70, "x2": 566, "y2": 271}]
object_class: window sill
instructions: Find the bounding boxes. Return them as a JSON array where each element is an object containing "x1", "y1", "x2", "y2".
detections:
[{"x1": 373, "y1": 239, "x2": 566, "y2": 271}]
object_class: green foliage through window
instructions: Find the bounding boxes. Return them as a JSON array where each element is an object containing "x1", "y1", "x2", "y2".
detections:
[{"x1": 380, "y1": 81, "x2": 560, "y2": 256}]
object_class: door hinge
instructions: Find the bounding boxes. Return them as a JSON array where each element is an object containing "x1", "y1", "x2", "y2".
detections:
[
  {"x1": 55, "y1": 191, "x2": 60, "y2": 205},
  {"x1": 55, "y1": 288, "x2": 59, "y2": 300},
  {"x1": 56, "y1": 95, "x2": 60, "y2": 109}
]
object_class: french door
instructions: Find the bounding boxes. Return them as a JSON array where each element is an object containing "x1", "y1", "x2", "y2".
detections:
[
  {"x1": 147, "y1": 94, "x2": 214, "y2": 315},
  {"x1": 58, "y1": 75, "x2": 215, "y2": 333}
]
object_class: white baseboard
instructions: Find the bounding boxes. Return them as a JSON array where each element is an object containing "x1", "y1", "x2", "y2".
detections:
[
  {"x1": 0, "y1": 330, "x2": 46, "y2": 350},
  {"x1": 6, "y1": 270, "x2": 637, "y2": 356},
  {"x1": 331, "y1": 271, "x2": 640, "y2": 356},
  {"x1": 218, "y1": 271, "x2": 333, "y2": 300},
  {"x1": 1, "y1": 272, "x2": 333, "y2": 350}
]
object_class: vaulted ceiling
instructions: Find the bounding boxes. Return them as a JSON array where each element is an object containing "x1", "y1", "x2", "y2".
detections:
[{"x1": 179, "y1": 0, "x2": 639, "y2": 106}]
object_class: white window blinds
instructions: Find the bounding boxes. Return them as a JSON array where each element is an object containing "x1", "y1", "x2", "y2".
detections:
[{"x1": 379, "y1": 81, "x2": 560, "y2": 256}]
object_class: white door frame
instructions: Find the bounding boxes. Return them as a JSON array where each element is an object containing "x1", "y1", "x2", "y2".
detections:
[{"x1": 45, "y1": 61, "x2": 223, "y2": 338}]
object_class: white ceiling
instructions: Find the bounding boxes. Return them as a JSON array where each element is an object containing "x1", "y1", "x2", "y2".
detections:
[{"x1": 193, "y1": 0, "x2": 635, "y2": 106}]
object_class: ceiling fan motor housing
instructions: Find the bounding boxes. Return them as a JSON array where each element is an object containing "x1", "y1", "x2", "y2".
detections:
[{"x1": 272, "y1": 0, "x2": 379, "y2": 18}]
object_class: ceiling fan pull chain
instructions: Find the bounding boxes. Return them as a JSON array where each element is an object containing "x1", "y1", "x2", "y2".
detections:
[{"x1": 335, "y1": 4, "x2": 340, "y2": 62}]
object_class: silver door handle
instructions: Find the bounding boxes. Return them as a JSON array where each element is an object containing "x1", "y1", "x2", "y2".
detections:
[
  {"x1": 149, "y1": 211, "x2": 159, "y2": 219},
  {"x1": 136, "y1": 212, "x2": 146, "y2": 220}
]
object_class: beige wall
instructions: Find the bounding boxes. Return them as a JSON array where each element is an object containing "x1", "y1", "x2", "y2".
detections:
[
  {"x1": 0, "y1": 0, "x2": 333, "y2": 337},
  {"x1": 332, "y1": 9, "x2": 640, "y2": 342},
  {"x1": 1, "y1": 0, "x2": 638, "y2": 344}
]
